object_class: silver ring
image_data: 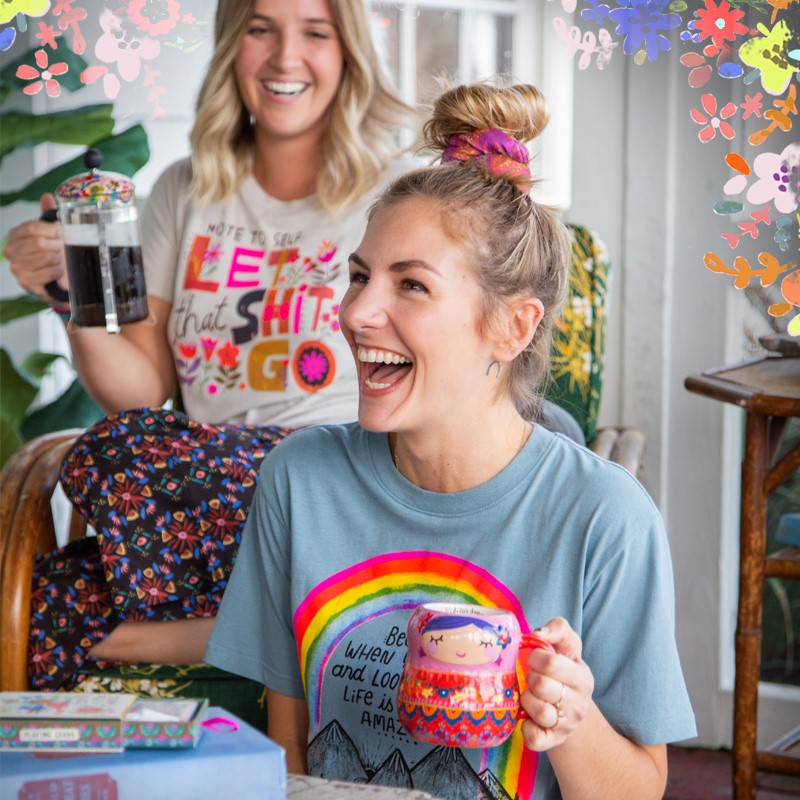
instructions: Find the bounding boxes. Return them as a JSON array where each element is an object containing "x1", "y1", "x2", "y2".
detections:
[{"x1": 553, "y1": 682, "x2": 566, "y2": 722}]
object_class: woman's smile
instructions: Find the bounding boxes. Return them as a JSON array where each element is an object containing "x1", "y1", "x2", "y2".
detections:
[{"x1": 357, "y1": 346, "x2": 412, "y2": 392}]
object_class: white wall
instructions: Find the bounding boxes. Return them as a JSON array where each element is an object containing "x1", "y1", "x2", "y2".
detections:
[{"x1": 569, "y1": 32, "x2": 799, "y2": 748}]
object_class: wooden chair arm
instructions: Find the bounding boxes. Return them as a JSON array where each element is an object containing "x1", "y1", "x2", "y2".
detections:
[
  {"x1": 589, "y1": 426, "x2": 647, "y2": 480},
  {"x1": 0, "y1": 431, "x2": 84, "y2": 691}
]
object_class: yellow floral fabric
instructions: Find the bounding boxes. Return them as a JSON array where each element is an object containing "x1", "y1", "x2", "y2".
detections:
[
  {"x1": 72, "y1": 663, "x2": 268, "y2": 731},
  {"x1": 545, "y1": 223, "x2": 609, "y2": 443}
]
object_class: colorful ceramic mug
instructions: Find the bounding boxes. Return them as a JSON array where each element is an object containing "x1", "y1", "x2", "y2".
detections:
[{"x1": 396, "y1": 603, "x2": 554, "y2": 748}]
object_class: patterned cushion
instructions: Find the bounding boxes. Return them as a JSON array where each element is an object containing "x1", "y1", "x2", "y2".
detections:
[
  {"x1": 545, "y1": 223, "x2": 610, "y2": 443},
  {"x1": 71, "y1": 663, "x2": 268, "y2": 732}
]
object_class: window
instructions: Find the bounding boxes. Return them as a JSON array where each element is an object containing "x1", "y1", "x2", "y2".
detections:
[{"x1": 369, "y1": 0, "x2": 573, "y2": 207}]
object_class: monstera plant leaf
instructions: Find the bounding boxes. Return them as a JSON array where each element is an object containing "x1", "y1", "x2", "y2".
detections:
[
  {"x1": 21, "y1": 377, "x2": 104, "y2": 442},
  {"x1": 0, "y1": 293, "x2": 49, "y2": 323},
  {"x1": 0, "y1": 345, "x2": 104, "y2": 469},
  {"x1": 0, "y1": 104, "x2": 116, "y2": 162},
  {"x1": 0, "y1": 124, "x2": 151, "y2": 206}
]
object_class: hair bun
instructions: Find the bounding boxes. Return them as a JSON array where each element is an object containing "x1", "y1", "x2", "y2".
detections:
[{"x1": 423, "y1": 83, "x2": 549, "y2": 157}]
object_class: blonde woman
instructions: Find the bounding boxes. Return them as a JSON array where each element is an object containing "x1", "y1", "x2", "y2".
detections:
[
  {"x1": 206, "y1": 82, "x2": 696, "y2": 799},
  {"x1": 6, "y1": 0, "x2": 419, "y2": 691}
]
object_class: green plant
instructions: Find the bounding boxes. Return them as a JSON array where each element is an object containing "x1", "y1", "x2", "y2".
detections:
[{"x1": 0, "y1": 46, "x2": 150, "y2": 469}]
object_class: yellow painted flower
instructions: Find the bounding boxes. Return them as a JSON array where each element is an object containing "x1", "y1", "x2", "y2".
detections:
[
  {"x1": 0, "y1": 0, "x2": 51, "y2": 26},
  {"x1": 739, "y1": 20, "x2": 798, "y2": 96}
]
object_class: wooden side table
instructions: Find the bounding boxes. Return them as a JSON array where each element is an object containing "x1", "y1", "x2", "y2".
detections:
[{"x1": 685, "y1": 355, "x2": 800, "y2": 800}]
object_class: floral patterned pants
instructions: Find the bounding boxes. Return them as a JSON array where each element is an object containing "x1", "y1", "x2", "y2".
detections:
[{"x1": 28, "y1": 408, "x2": 290, "y2": 690}]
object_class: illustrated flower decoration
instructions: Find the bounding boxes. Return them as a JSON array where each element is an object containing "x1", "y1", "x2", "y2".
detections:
[
  {"x1": 580, "y1": 0, "x2": 613, "y2": 25},
  {"x1": 769, "y1": 269, "x2": 800, "y2": 336},
  {"x1": 692, "y1": 0, "x2": 748, "y2": 49},
  {"x1": 416, "y1": 611, "x2": 435, "y2": 634},
  {"x1": 200, "y1": 337, "x2": 218, "y2": 362},
  {"x1": 496, "y1": 627, "x2": 511, "y2": 649},
  {"x1": 0, "y1": 0, "x2": 50, "y2": 26},
  {"x1": 690, "y1": 93, "x2": 738, "y2": 142},
  {"x1": 35, "y1": 20, "x2": 59, "y2": 48},
  {"x1": 216, "y1": 341, "x2": 240, "y2": 369},
  {"x1": 95, "y1": 7, "x2": 159, "y2": 84},
  {"x1": 203, "y1": 242, "x2": 223, "y2": 266},
  {"x1": 317, "y1": 241, "x2": 337, "y2": 263},
  {"x1": 128, "y1": 0, "x2": 181, "y2": 37},
  {"x1": 178, "y1": 343, "x2": 197, "y2": 359},
  {"x1": 746, "y1": 142, "x2": 800, "y2": 215},
  {"x1": 16, "y1": 47, "x2": 68, "y2": 96},
  {"x1": 607, "y1": 0, "x2": 682, "y2": 62},
  {"x1": 740, "y1": 92, "x2": 763, "y2": 120},
  {"x1": 738, "y1": 20, "x2": 799, "y2": 96},
  {"x1": 678, "y1": 40, "x2": 744, "y2": 87}
]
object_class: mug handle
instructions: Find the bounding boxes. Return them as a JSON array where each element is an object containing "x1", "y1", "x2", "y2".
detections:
[
  {"x1": 517, "y1": 632, "x2": 556, "y2": 721},
  {"x1": 40, "y1": 208, "x2": 70, "y2": 304}
]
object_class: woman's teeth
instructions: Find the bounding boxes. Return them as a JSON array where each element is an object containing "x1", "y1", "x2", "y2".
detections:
[
  {"x1": 264, "y1": 81, "x2": 306, "y2": 96},
  {"x1": 358, "y1": 347, "x2": 411, "y2": 390},
  {"x1": 357, "y1": 347, "x2": 410, "y2": 365}
]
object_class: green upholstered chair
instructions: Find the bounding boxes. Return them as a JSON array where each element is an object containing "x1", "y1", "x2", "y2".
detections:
[{"x1": 549, "y1": 223, "x2": 646, "y2": 477}]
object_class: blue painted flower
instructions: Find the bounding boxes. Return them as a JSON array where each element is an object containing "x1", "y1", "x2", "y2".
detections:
[
  {"x1": 581, "y1": 0, "x2": 613, "y2": 24},
  {"x1": 608, "y1": 0, "x2": 682, "y2": 62}
]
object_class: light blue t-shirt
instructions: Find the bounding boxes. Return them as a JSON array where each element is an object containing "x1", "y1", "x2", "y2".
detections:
[{"x1": 206, "y1": 422, "x2": 696, "y2": 799}]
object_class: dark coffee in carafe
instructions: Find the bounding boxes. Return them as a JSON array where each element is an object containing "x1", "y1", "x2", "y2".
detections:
[
  {"x1": 55, "y1": 148, "x2": 149, "y2": 333},
  {"x1": 64, "y1": 244, "x2": 148, "y2": 327}
]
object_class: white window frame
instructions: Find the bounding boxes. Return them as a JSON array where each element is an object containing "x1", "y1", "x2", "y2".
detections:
[{"x1": 370, "y1": 0, "x2": 574, "y2": 208}]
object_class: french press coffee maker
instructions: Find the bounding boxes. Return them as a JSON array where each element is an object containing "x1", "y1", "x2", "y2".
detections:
[{"x1": 45, "y1": 149, "x2": 149, "y2": 333}]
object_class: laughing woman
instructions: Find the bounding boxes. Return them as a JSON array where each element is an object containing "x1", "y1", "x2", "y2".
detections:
[
  {"x1": 5, "y1": 0, "x2": 418, "y2": 690},
  {"x1": 205, "y1": 81, "x2": 696, "y2": 800}
]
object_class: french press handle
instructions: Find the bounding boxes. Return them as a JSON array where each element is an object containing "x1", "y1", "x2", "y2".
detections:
[{"x1": 40, "y1": 208, "x2": 70, "y2": 303}]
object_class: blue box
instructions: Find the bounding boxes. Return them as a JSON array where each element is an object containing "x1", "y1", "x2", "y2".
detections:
[{"x1": 0, "y1": 707, "x2": 286, "y2": 800}]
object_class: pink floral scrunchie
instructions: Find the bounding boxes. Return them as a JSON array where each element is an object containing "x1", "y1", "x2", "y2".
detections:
[{"x1": 441, "y1": 128, "x2": 531, "y2": 183}]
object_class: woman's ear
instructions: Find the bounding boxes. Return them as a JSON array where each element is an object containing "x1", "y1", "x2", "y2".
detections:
[{"x1": 493, "y1": 296, "x2": 544, "y2": 363}]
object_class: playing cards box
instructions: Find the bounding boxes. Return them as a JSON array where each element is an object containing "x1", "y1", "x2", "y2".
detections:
[
  {"x1": 0, "y1": 692, "x2": 136, "y2": 753},
  {"x1": 0, "y1": 693, "x2": 210, "y2": 752}
]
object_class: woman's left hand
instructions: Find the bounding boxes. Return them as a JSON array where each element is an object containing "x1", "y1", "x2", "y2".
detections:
[{"x1": 519, "y1": 616, "x2": 594, "y2": 751}]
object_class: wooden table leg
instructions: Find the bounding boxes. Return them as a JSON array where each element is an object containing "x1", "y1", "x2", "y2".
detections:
[{"x1": 733, "y1": 412, "x2": 769, "y2": 800}]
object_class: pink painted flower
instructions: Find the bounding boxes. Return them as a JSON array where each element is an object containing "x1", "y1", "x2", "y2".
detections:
[
  {"x1": 128, "y1": 0, "x2": 180, "y2": 36},
  {"x1": 35, "y1": 21, "x2": 60, "y2": 48},
  {"x1": 95, "y1": 7, "x2": 159, "y2": 83},
  {"x1": 740, "y1": 92, "x2": 763, "y2": 120},
  {"x1": 690, "y1": 93, "x2": 737, "y2": 142},
  {"x1": 16, "y1": 48, "x2": 68, "y2": 97},
  {"x1": 746, "y1": 143, "x2": 800, "y2": 215}
]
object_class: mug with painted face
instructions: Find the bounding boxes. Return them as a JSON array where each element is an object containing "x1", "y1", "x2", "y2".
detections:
[{"x1": 396, "y1": 603, "x2": 554, "y2": 748}]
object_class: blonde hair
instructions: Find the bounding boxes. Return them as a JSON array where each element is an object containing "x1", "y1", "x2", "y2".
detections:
[
  {"x1": 370, "y1": 83, "x2": 570, "y2": 419},
  {"x1": 190, "y1": 0, "x2": 416, "y2": 212}
]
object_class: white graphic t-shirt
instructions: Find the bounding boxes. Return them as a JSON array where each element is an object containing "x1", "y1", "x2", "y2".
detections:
[{"x1": 141, "y1": 156, "x2": 418, "y2": 427}]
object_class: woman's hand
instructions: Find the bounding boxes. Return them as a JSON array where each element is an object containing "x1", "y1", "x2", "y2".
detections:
[
  {"x1": 3, "y1": 194, "x2": 68, "y2": 303},
  {"x1": 519, "y1": 616, "x2": 594, "y2": 751}
]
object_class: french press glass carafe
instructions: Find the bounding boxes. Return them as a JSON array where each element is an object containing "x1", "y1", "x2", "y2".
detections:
[{"x1": 48, "y1": 149, "x2": 149, "y2": 333}]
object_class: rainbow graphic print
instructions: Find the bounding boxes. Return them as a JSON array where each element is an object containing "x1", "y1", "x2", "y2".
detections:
[{"x1": 293, "y1": 550, "x2": 541, "y2": 798}]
